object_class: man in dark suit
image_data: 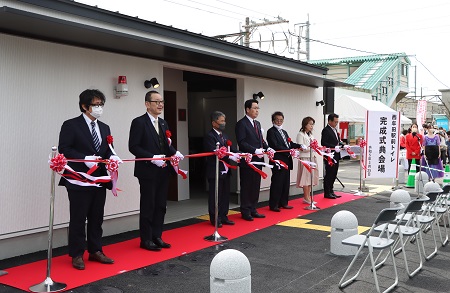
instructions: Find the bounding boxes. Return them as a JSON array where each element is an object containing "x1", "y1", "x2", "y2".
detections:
[
  {"x1": 204, "y1": 111, "x2": 240, "y2": 227},
  {"x1": 235, "y1": 99, "x2": 271, "y2": 221},
  {"x1": 321, "y1": 113, "x2": 343, "y2": 199},
  {"x1": 266, "y1": 111, "x2": 302, "y2": 211},
  {"x1": 129, "y1": 90, "x2": 184, "y2": 252},
  {"x1": 58, "y1": 89, "x2": 118, "y2": 270}
]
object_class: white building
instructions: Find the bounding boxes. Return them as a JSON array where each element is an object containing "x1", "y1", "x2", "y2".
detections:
[{"x1": 0, "y1": 0, "x2": 346, "y2": 259}]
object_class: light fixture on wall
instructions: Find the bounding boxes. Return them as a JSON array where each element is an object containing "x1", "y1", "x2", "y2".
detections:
[
  {"x1": 316, "y1": 100, "x2": 325, "y2": 106},
  {"x1": 144, "y1": 77, "x2": 160, "y2": 89},
  {"x1": 114, "y1": 75, "x2": 129, "y2": 98},
  {"x1": 252, "y1": 91, "x2": 265, "y2": 100}
]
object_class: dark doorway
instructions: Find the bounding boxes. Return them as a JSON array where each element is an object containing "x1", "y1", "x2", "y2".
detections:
[{"x1": 164, "y1": 90, "x2": 178, "y2": 201}]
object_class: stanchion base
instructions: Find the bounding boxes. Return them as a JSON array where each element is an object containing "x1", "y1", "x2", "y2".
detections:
[
  {"x1": 204, "y1": 231, "x2": 228, "y2": 242},
  {"x1": 304, "y1": 204, "x2": 320, "y2": 210},
  {"x1": 29, "y1": 277, "x2": 66, "y2": 293},
  {"x1": 352, "y1": 190, "x2": 368, "y2": 197},
  {"x1": 0, "y1": 270, "x2": 7, "y2": 276}
]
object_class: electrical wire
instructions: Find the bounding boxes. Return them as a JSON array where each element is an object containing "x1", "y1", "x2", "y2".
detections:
[
  {"x1": 161, "y1": 0, "x2": 242, "y2": 21},
  {"x1": 414, "y1": 57, "x2": 450, "y2": 89}
]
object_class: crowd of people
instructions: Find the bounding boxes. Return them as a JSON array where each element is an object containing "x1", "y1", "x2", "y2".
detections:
[
  {"x1": 58, "y1": 90, "x2": 344, "y2": 270},
  {"x1": 401, "y1": 122, "x2": 448, "y2": 179}
]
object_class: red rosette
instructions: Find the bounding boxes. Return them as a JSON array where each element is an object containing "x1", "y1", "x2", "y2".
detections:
[
  {"x1": 359, "y1": 139, "x2": 367, "y2": 148},
  {"x1": 49, "y1": 154, "x2": 67, "y2": 173},
  {"x1": 214, "y1": 146, "x2": 228, "y2": 159},
  {"x1": 289, "y1": 148, "x2": 298, "y2": 158},
  {"x1": 107, "y1": 135, "x2": 113, "y2": 145},
  {"x1": 165, "y1": 130, "x2": 172, "y2": 138},
  {"x1": 226, "y1": 140, "x2": 232, "y2": 147},
  {"x1": 244, "y1": 153, "x2": 253, "y2": 163},
  {"x1": 107, "y1": 159, "x2": 119, "y2": 173},
  {"x1": 287, "y1": 137, "x2": 292, "y2": 143}
]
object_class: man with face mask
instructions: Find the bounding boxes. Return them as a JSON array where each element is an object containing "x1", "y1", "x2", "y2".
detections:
[
  {"x1": 204, "y1": 111, "x2": 240, "y2": 227},
  {"x1": 405, "y1": 123, "x2": 422, "y2": 173},
  {"x1": 266, "y1": 111, "x2": 302, "y2": 211},
  {"x1": 58, "y1": 89, "x2": 121, "y2": 270}
]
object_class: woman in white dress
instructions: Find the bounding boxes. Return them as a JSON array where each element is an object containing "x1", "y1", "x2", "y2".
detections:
[{"x1": 296, "y1": 116, "x2": 319, "y2": 204}]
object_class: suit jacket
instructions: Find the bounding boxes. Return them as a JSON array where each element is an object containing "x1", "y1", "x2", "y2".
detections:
[
  {"x1": 128, "y1": 113, "x2": 176, "y2": 179},
  {"x1": 405, "y1": 133, "x2": 422, "y2": 160},
  {"x1": 266, "y1": 126, "x2": 301, "y2": 170},
  {"x1": 58, "y1": 114, "x2": 113, "y2": 190},
  {"x1": 235, "y1": 117, "x2": 268, "y2": 168},
  {"x1": 204, "y1": 129, "x2": 239, "y2": 179},
  {"x1": 321, "y1": 124, "x2": 342, "y2": 160}
]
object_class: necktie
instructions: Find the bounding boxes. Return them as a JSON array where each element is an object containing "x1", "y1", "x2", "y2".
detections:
[
  {"x1": 91, "y1": 121, "x2": 100, "y2": 153},
  {"x1": 279, "y1": 129, "x2": 289, "y2": 148},
  {"x1": 253, "y1": 120, "x2": 259, "y2": 137},
  {"x1": 153, "y1": 118, "x2": 159, "y2": 134},
  {"x1": 219, "y1": 133, "x2": 224, "y2": 144}
]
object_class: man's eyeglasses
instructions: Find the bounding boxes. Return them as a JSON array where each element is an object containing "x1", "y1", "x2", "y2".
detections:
[
  {"x1": 251, "y1": 107, "x2": 260, "y2": 110},
  {"x1": 148, "y1": 100, "x2": 165, "y2": 105},
  {"x1": 90, "y1": 103, "x2": 104, "y2": 108}
]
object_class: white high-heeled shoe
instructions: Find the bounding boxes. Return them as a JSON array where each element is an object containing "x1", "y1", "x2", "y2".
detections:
[{"x1": 302, "y1": 199, "x2": 317, "y2": 204}]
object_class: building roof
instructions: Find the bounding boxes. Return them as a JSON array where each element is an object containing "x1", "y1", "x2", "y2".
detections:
[
  {"x1": 0, "y1": 0, "x2": 349, "y2": 88},
  {"x1": 309, "y1": 53, "x2": 410, "y2": 91}
]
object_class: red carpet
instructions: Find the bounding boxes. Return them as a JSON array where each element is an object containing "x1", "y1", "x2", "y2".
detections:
[{"x1": 0, "y1": 192, "x2": 358, "y2": 291}]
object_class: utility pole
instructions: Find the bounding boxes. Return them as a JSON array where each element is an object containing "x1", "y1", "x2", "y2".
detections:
[{"x1": 242, "y1": 17, "x2": 289, "y2": 47}]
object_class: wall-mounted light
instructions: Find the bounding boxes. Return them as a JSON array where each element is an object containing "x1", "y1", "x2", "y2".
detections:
[
  {"x1": 144, "y1": 77, "x2": 160, "y2": 89},
  {"x1": 115, "y1": 75, "x2": 129, "y2": 99},
  {"x1": 316, "y1": 100, "x2": 325, "y2": 106},
  {"x1": 252, "y1": 91, "x2": 265, "y2": 100}
]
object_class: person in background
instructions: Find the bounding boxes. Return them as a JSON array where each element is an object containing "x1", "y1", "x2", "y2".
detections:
[
  {"x1": 266, "y1": 111, "x2": 302, "y2": 212},
  {"x1": 438, "y1": 127, "x2": 448, "y2": 165},
  {"x1": 405, "y1": 123, "x2": 422, "y2": 173},
  {"x1": 446, "y1": 131, "x2": 450, "y2": 164},
  {"x1": 58, "y1": 89, "x2": 119, "y2": 270},
  {"x1": 204, "y1": 111, "x2": 239, "y2": 227},
  {"x1": 399, "y1": 129, "x2": 407, "y2": 150},
  {"x1": 421, "y1": 123, "x2": 444, "y2": 178},
  {"x1": 296, "y1": 116, "x2": 319, "y2": 204}
]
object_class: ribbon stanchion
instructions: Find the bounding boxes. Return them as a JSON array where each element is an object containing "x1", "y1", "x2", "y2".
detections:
[
  {"x1": 0, "y1": 271, "x2": 7, "y2": 276},
  {"x1": 204, "y1": 142, "x2": 228, "y2": 242},
  {"x1": 353, "y1": 139, "x2": 368, "y2": 196},
  {"x1": 305, "y1": 145, "x2": 320, "y2": 210},
  {"x1": 30, "y1": 147, "x2": 67, "y2": 293}
]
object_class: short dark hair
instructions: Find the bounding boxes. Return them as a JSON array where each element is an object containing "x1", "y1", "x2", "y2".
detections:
[
  {"x1": 79, "y1": 89, "x2": 105, "y2": 112},
  {"x1": 271, "y1": 111, "x2": 284, "y2": 122},
  {"x1": 145, "y1": 90, "x2": 160, "y2": 102},
  {"x1": 328, "y1": 113, "x2": 339, "y2": 122},
  {"x1": 244, "y1": 99, "x2": 258, "y2": 111},
  {"x1": 211, "y1": 111, "x2": 225, "y2": 122},
  {"x1": 402, "y1": 129, "x2": 408, "y2": 135}
]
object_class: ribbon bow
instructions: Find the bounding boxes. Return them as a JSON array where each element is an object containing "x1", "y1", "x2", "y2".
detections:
[
  {"x1": 170, "y1": 155, "x2": 188, "y2": 179},
  {"x1": 49, "y1": 153, "x2": 67, "y2": 173}
]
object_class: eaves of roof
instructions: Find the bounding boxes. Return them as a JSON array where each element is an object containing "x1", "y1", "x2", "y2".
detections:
[
  {"x1": 0, "y1": 0, "x2": 349, "y2": 88},
  {"x1": 309, "y1": 53, "x2": 410, "y2": 65}
]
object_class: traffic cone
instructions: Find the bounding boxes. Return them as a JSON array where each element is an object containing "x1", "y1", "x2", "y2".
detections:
[
  {"x1": 405, "y1": 158, "x2": 416, "y2": 188},
  {"x1": 443, "y1": 164, "x2": 450, "y2": 185}
]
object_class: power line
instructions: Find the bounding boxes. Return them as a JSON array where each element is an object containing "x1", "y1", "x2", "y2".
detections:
[
  {"x1": 215, "y1": 0, "x2": 278, "y2": 20},
  {"x1": 414, "y1": 57, "x2": 450, "y2": 89},
  {"x1": 161, "y1": 0, "x2": 242, "y2": 21},
  {"x1": 304, "y1": 37, "x2": 380, "y2": 55}
]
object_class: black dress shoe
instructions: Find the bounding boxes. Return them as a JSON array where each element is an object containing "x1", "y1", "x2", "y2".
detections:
[
  {"x1": 221, "y1": 219, "x2": 235, "y2": 225},
  {"x1": 324, "y1": 195, "x2": 337, "y2": 199},
  {"x1": 88, "y1": 251, "x2": 114, "y2": 264},
  {"x1": 72, "y1": 256, "x2": 85, "y2": 270},
  {"x1": 153, "y1": 238, "x2": 171, "y2": 249},
  {"x1": 140, "y1": 240, "x2": 162, "y2": 251},
  {"x1": 251, "y1": 212, "x2": 266, "y2": 218},
  {"x1": 211, "y1": 221, "x2": 223, "y2": 228},
  {"x1": 331, "y1": 193, "x2": 342, "y2": 198},
  {"x1": 270, "y1": 207, "x2": 281, "y2": 212},
  {"x1": 280, "y1": 205, "x2": 293, "y2": 209},
  {"x1": 242, "y1": 214, "x2": 254, "y2": 221}
]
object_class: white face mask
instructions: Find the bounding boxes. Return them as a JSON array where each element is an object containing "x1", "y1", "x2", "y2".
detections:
[{"x1": 90, "y1": 106, "x2": 103, "y2": 119}]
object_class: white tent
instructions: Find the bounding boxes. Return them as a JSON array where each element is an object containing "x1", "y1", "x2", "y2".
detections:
[{"x1": 335, "y1": 94, "x2": 412, "y2": 124}]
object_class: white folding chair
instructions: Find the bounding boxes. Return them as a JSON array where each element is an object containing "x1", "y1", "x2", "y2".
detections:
[
  {"x1": 374, "y1": 199, "x2": 425, "y2": 278},
  {"x1": 338, "y1": 207, "x2": 402, "y2": 293}
]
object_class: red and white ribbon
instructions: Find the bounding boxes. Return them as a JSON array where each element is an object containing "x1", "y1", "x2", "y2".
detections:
[
  {"x1": 299, "y1": 160, "x2": 317, "y2": 173},
  {"x1": 344, "y1": 145, "x2": 356, "y2": 158},
  {"x1": 243, "y1": 153, "x2": 269, "y2": 179},
  {"x1": 107, "y1": 159, "x2": 120, "y2": 196},
  {"x1": 106, "y1": 135, "x2": 117, "y2": 155},
  {"x1": 170, "y1": 155, "x2": 188, "y2": 179},
  {"x1": 266, "y1": 149, "x2": 288, "y2": 170},
  {"x1": 359, "y1": 139, "x2": 367, "y2": 170}
]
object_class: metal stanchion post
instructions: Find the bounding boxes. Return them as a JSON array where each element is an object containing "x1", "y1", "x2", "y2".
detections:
[
  {"x1": 29, "y1": 147, "x2": 67, "y2": 293},
  {"x1": 204, "y1": 142, "x2": 228, "y2": 242},
  {"x1": 354, "y1": 146, "x2": 368, "y2": 196},
  {"x1": 305, "y1": 147, "x2": 320, "y2": 210}
]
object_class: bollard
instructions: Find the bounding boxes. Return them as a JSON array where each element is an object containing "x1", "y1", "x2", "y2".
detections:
[
  {"x1": 330, "y1": 211, "x2": 358, "y2": 256},
  {"x1": 398, "y1": 166, "x2": 406, "y2": 184},
  {"x1": 210, "y1": 249, "x2": 251, "y2": 293},
  {"x1": 390, "y1": 189, "x2": 411, "y2": 213},
  {"x1": 423, "y1": 181, "x2": 443, "y2": 195},
  {"x1": 415, "y1": 171, "x2": 428, "y2": 194}
]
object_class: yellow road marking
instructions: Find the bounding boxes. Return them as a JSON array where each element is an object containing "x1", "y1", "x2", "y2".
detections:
[{"x1": 277, "y1": 218, "x2": 370, "y2": 236}]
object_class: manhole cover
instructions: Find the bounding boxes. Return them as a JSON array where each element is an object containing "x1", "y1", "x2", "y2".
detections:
[
  {"x1": 68, "y1": 285, "x2": 123, "y2": 293},
  {"x1": 136, "y1": 263, "x2": 191, "y2": 276},
  {"x1": 215, "y1": 241, "x2": 256, "y2": 250}
]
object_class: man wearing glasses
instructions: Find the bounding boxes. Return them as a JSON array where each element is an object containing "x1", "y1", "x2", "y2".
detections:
[
  {"x1": 235, "y1": 98, "x2": 270, "y2": 221},
  {"x1": 58, "y1": 89, "x2": 120, "y2": 270},
  {"x1": 129, "y1": 90, "x2": 184, "y2": 251}
]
